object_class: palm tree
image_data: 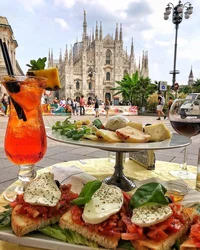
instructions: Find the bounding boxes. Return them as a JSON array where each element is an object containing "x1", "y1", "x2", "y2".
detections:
[
  {"x1": 138, "y1": 76, "x2": 156, "y2": 107},
  {"x1": 111, "y1": 71, "x2": 140, "y2": 105}
]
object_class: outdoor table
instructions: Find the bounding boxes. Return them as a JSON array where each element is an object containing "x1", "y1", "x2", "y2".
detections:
[{"x1": 0, "y1": 158, "x2": 197, "y2": 250}]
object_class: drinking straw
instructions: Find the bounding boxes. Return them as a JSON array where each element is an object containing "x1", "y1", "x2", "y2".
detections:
[{"x1": 0, "y1": 38, "x2": 27, "y2": 121}]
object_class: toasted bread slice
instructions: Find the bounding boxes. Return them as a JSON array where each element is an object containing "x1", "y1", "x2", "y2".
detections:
[
  {"x1": 11, "y1": 204, "x2": 61, "y2": 237},
  {"x1": 180, "y1": 238, "x2": 199, "y2": 250},
  {"x1": 132, "y1": 208, "x2": 196, "y2": 250},
  {"x1": 95, "y1": 129, "x2": 122, "y2": 142},
  {"x1": 116, "y1": 126, "x2": 150, "y2": 143},
  {"x1": 59, "y1": 209, "x2": 119, "y2": 249}
]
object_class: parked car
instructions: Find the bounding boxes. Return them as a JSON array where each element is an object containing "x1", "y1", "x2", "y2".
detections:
[
  {"x1": 186, "y1": 93, "x2": 200, "y2": 100},
  {"x1": 179, "y1": 99, "x2": 200, "y2": 118}
]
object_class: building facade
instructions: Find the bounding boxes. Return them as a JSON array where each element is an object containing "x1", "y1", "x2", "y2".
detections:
[
  {"x1": 0, "y1": 16, "x2": 24, "y2": 95},
  {"x1": 48, "y1": 12, "x2": 149, "y2": 102}
]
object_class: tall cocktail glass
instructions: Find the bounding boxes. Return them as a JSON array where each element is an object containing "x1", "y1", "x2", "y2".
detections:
[{"x1": 1, "y1": 76, "x2": 47, "y2": 201}]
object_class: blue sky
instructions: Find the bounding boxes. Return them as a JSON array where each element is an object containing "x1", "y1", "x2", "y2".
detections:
[{"x1": 1, "y1": 0, "x2": 200, "y2": 85}]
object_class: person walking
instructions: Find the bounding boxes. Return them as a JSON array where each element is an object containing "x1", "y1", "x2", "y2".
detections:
[
  {"x1": 1, "y1": 93, "x2": 8, "y2": 115},
  {"x1": 94, "y1": 95, "x2": 99, "y2": 117},
  {"x1": 167, "y1": 96, "x2": 173, "y2": 118},
  {"x1": 104, "y1": 97, "x2": 110, "y2": 118},
  {"x1": 72, "y1": 99, "x2": 78, "y2": 115},
  {"x1": 80, "y1": 95, "x2": 85, "y2": 115},
  {"x1": 156, "y1": 91, "x2": 166, "y2": 120}
]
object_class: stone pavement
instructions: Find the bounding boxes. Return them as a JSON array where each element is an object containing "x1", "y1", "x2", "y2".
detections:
[{"x1": 0, "y1": 114, "x2": 199, "y2": 194}]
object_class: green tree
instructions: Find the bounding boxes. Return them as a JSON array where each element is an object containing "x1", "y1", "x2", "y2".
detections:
[
  {"x1": 192, "y1": 78, "x2": 200, "y2": 93},
  {"x1": 138, "y1": 76, "x2": 157, "y2": 106},
  {"x1": 178, "y1": 85, "x2": 192, "y2": 94},
  {"x1": 111, "y1": 71, "x2": 140, "y2": 105},
  {"x1": 111, "y1": 72, "x2": 156, "y2": 107}
]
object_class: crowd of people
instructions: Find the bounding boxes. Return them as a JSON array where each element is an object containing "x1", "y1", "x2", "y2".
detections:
[{"x1": 49, "y1": 95, "x2": 111, "y2": 117}]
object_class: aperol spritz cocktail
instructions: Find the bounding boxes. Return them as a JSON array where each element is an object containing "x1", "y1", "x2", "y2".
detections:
[{"x1": 1, "y1": 76, "x2": 47, "y2": 201}]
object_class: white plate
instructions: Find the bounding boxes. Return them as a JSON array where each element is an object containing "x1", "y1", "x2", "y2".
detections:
[
  {"x1": 47, "y1": 131, "x2": 191, "y2": 152},
  {"x1": 0, "y1": 227, "x2": 105, "y2": 250}
]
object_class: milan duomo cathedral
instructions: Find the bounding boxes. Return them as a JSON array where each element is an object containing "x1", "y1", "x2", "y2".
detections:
[{"x1": 48, "y1": 11, "x2": 149, "y2": 102}]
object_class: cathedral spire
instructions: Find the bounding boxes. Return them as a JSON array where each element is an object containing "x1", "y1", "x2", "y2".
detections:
[
  {"x1": 69, "y1": 45, "x2": 73, "y2": 65},
  {"x1": 188, "y1": 65, "x2": 194, "y2": 86},
  {"x1": 119, "y1": 23, "x2": 122, "y2": 41},
  {"x1": 189, "y1": 65, "x2": 194, "y2": 78},
  {"x1": 51, "y1": 48, "x2": 53, "y2": 65},
  {"x1": 92, "y1": 27, "x2": 94, "y2": 41},
  {"x1": 48, "y1": 48, "x2": 50, "y2": 63},
  {"x1": 115, "y1": 23, "x2": 118, "y2": 41},
  {"x1": 99, "y1": 21, "x2": 102, "y2": 41},
  {"x1": 138, "y1": 56, "x2": 140, "y2": 72},
  {"x1": 131, "y1": 38, "x2": 134, "y2": 57},
  {"x1": 145, "y1": 51, "x2": 148, "y2": 69},
  {"x1": 65, "y1": 45, "x2": 68, "y2": 62},
  {"x1": 95, "y1": 21, "x2": 98, "y2": 40},
  {"x1": 82, "y1": 10, "x2": 87, "y2": 40},
  {"x1": 59, "y1": 48, "x2": 62, "y2": 63}
]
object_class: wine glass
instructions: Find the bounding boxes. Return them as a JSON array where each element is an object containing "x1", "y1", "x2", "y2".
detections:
[
  {"x1": 169, "y1": 98, "x2": 200, "y2": 179},
  {"x1": 1, "y1": 76, "x2": 47, "y2": 201}
]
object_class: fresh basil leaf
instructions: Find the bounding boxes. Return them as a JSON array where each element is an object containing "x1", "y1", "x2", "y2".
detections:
[
  {"x1": 118, "y1": 240, "x2": 135, "y2": 250},
  {"x1": 130, "y1": 182, "x2": 169, "y2": 209},
  {"x1": 92, "y1": 119, "x2": 103, "y2": 129},
  {"x1": 72, "y1": 180, "x2": 102, "y2": 206}
]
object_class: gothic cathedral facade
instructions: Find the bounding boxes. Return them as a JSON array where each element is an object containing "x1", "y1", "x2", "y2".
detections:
[{"x1": 48, "y1": 11, "x2": 149, "y2": 102}]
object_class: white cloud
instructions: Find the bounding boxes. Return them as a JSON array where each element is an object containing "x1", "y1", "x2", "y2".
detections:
[
  {"x1": 17, "y1": 0, "x2": 45, "y2": 13},
  {"x1": 54, "y1": 0, "x2": 75, "y2": 8},
  {"x1": 54, "y1": 18, "x2": 69, "y2": 29},
  {"x1": 155, "y1": 40, "x2": 171, "y2": 47}
]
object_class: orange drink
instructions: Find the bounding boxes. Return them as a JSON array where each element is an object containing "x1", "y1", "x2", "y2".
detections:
[{"x1": 1, "y1": 76, "x2": 47, "y2": 201}]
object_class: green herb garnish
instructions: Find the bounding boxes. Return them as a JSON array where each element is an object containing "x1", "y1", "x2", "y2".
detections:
[
  {"x1": 0, "y1": 205, "x2": 12, "y2": 228},
  {"x1": 72, "y1": 180, "x2": 102, "y2": 206},
  {"x1": 130, "y1": 182, "x2": 169, "y2": 209},
  {"x1": 26, "y1": 57, "x2": 47, "y2": 70},
  {"x1": 92, "y1": 119, "x2": 103, "y2": 129}
]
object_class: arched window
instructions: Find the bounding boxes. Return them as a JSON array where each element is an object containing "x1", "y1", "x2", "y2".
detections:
[
  {"x1": 76, "y1": 81, "x2": 80, "y2": 90},
  {"x1": 89, "y1": 82, "x2": 92, "y2": 90},
  {"x1": 106, "y1": 72, "x2": 110, "y2": 81},
  {"x1": 106, "y1": 49, "x2": 112, "y2": 64}
]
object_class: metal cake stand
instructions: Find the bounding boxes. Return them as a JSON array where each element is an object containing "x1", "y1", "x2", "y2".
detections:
[{"x1": 47, "y1": 131, "x2": 191, "y2": 191}]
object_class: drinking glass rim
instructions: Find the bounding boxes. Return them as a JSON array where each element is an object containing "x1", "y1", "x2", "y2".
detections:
[{"x1": 0, "y1": 75, "x2": 47, "y2": 82}]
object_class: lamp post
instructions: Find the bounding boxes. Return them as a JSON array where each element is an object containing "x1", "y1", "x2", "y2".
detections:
[{"x1": 164, "y1": 1, "x2": 193, "y2": 91}]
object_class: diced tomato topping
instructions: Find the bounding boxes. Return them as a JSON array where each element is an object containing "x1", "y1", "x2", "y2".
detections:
[
  {"x1": 148, "y1": 228, "x2": 168, "y2": 241},
  {"x1": 190, "y1": 223, "x2": 200, "y2": 241},
  {"x1": 121, "y1": 233, "x2": 141, "y2": 241},
  {"x1": 9, "y1": 184, "x2": 78, "y2": 219}
]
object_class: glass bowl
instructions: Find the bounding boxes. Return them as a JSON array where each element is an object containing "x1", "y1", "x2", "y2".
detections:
[{"x1": 164, "y1": 181, "x2": 188, "y2": 202}]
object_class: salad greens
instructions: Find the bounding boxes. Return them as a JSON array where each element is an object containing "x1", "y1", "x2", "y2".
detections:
[
  {"x1": 39, "y1": 224, "x2": 98, "y2": 247},
  {"x1": 52, "y1": 117, "x2": 102, "y2": 141},
  {"x1": 130, "y1": 182, "x2": 169, "y2": 209},
  {"x1": 0, "y1": 205, "x2": 12, "y2": 228},
  {"x1": 72, "y1": 180, "x2": 102, "y2": 206}
]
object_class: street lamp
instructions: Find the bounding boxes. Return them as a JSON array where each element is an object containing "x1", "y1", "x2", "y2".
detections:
[{"x1": 164, "y1": 1, "x2": 193, "y2": 90}]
